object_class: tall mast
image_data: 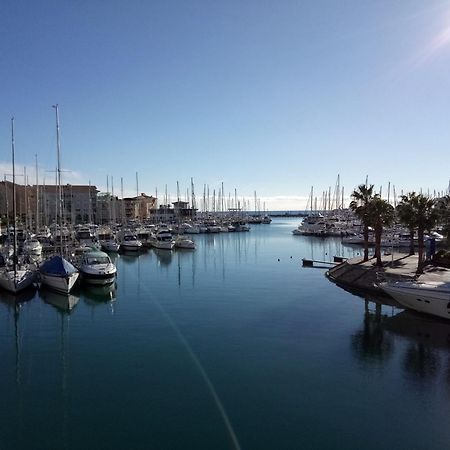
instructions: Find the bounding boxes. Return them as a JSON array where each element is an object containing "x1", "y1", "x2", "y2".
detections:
[
  {"x1": 35, "y1": 154, "x2": 39, "y2": 231},
  {"x1": 121, "y1": 177, "x2": 124, "y2": 224},
  {"x1": 88, "y1": 180, "x2": 92, "y2": 223},
  {"x1": 11, "y1": 117, "x2": 17, "y2": 278},
  {"x1": 4, "y1": 175, "x2": 9, "y2": 233},
  {"x1": 53, "y1": 104, "x2": 63, "y2": 255},
  {"x1": 107, "y1": 175, "x2": 111, "y2": 224},
  {"x1": 136, "y1": 172, "x2": 139, "y2": 198},
  {"x1": 24, "y1": 166, "x2": 27, "y2": 230},
  {"x1": 111, "y1": 176, "x2": 115, "y2": 225}
]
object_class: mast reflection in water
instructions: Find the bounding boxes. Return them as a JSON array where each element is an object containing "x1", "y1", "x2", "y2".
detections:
[{"x1": 0, "y1": 218, "x2": 449, "y2": 450}]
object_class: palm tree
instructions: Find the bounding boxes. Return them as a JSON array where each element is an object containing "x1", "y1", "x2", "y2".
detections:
[
  {"x1": 435, "y1": 195, "x2": 450, "y2": 246},
  {"x1": 411, "y1": 194, "x2": 438, "y2": 274},
  {"x1": 368, "y1": 196, "x2": 395, "y2": 267},
  {"x1": 396, "y1": 192, "x2": 418, "y2": 256},
  {"x1": 349, "y1": 184, "x2": 375, "y2": 262}
]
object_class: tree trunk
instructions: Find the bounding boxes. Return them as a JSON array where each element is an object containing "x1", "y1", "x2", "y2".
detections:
[
  {"x1": 417, "y1": 227, "x2": 424, "y2": 274},
  {"x1": 409, "y1": 228, "x2": 415, "y2": 256},
  {"x1": 363, "y1": 225, "x2": 369, "y2": 261},
  {"x1": 375, "y1": 227, "x2": 382, "y2": 267}
]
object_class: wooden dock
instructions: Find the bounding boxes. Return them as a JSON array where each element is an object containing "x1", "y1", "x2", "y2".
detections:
[{"x1": 302, "y1": 258, "x2": 338, "y2": 268}]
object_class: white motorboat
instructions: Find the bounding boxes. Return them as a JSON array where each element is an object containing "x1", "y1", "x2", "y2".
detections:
[
  {"x1": 120, "y1": 233, "x2": 143, "y2": 251},
  {"x1": 174, "y1": 236, "x2": 196, "y2": 249},
  {"x1": 77, "y1": 250, "x2": 117, "y2": 285},
  {"x1": 101, "y1": 240, "x2": 121, "y2": 252},
  {"x1": 152, "y1": 228, "x2": 174, "y2": 250},
  {"x1": 39, "y1": 255, "x2": 79, "y2": 294},
  {"x1": 76, "y1": 225, "x2": 95, "y2": 244},
  {"x1": 183, "y1": 223, "x2": 200, "y2": 234},
  {"x1": 136, "y1": 229, "x2": 154, "y2": 247},
  {"x1": 379, "y1": 280, "x2": 450, "y2": 320},
  {"x1": 23, "y1": 237, "x2": 43, "y2": 255},
  {"x1": 97, "y1": 227, "x2": 120, "y2": 252}
]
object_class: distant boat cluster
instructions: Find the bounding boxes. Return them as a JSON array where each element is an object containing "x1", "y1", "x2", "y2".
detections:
[
  {"x1": 0, "y1": 215, "x2": 273, "y2": 297},
  {"x1": 292, "y1": 211, "x2": 444, "y2": 248}
]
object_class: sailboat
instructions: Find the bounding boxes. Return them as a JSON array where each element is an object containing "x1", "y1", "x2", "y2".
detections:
[
  {"x1": 39, "y1": 105, "x2": 79, "y2": 294},
  {"x1": 0, "y1": 118, "x2": 37, "y2": 293}
]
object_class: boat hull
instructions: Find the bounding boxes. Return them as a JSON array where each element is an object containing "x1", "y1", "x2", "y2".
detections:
[
  {"x1": 153, "y1": 241, "x2": 174, "y2": 250},
  {"x1": 80, "y1": 271, "x2": 116, "y2": 285},
  {"x1": 380, "y1": 282, "x2": 450, "y2": 320},
  {"x1": 40, "y1": 272, "x2": 79, "y2": 294},
  {"x1": 0, "y1": 269, "x2": 36, "y2": 293}
]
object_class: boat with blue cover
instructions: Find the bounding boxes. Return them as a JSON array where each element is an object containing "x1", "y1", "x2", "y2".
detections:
[{"x1": 39, "y1": 255, "x2": 79, "y2": 294}]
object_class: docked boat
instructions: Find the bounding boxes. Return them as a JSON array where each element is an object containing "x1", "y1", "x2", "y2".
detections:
[
  {"x1": 120, "y1": 233, "x2": 143, "y2": 251},
  {"x1": 23, "y1": 237, "x2": 43, "y2": 255},
  {"x1": 0, "y1": 118, "x2": 37, "y2": 294},
  {"x1": 97, "y1": 227, "x2": 120, "y2": 252},
  {"x1": 379, "y1": 279, "x2": 450, "y2": 320},
  {"x1": 39, "y1": 255, "x2": 79, "y2": 294},
  {"x1": 183, "y1": 223, "x2": 200, "y2": 234},
  {"x1": 0, "y1": 261, "x2": 36, "y2": 294},
  {"x1": 174, "y1": 235, "x2": 196, "y2": 249},
  {"x1": 77, "y1": 250, "x2": 117, "y2": 285},
  {"x1": 152, "y1": 227, "x2": 174, "y2": 250},
  {"x1": 75, "y1": 225, "x2": 95, "y2": 244},
  {"x1": 101, "y1": 239, "x2": 120, "y2": 252},
  {"x1": 136, "y1": 228, "x2": 154, "y2": 247}
]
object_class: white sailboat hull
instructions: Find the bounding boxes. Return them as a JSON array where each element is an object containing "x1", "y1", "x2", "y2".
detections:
[{"x1": 0, "y1": 268, "x2": 36, "y2": 293}]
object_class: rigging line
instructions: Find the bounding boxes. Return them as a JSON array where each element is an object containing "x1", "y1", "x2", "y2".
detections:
[{"x1": 150, "y1": 297, "x2": 242, "y2": 450}]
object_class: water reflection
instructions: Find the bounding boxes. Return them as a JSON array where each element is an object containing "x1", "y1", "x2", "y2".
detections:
[
  {"x1": 384, "y1": 311, "x2": 450, "y2": 349},
  {"x1": 0, "y1": 286, "x2": 36, "y2": 305},
  {"x1": 82, "y1": 283, "x2": 117, "y2": 304},
  {"x1": 153, "y1": 248, "x2": 173, "y2": 266},
  {"x1": 403, "y1": 342, "x2": 441, "y2": 381},
  {"x1": 351, "y1": 300, "x2": 395, "y2": 366},
  {"x1": 344, "y1": 283, "x2": 450, "y2": 388},
  {"x1": 39, "y1": 287, "x2": 80, "y2": 313},
  {"x1": 383, "y1": 310, "x2": 449, "y2": 383}
]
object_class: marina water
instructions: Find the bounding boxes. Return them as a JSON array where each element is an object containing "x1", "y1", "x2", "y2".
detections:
[{"x1": 1, "y1": 218, "x2": 450, "y2": 450}]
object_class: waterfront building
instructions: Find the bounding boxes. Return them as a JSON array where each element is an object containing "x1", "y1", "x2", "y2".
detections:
[
  {"x1": 0, "y1": 181, "x2": 98, "y2": 227},
  {"x1": 123, "y1": 193, "x2": 157, "y2": 222}
]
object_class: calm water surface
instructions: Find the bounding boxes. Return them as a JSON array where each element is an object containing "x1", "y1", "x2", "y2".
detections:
[{"x1": 1, "y1": 218, "x2": 450, "y2": 450}]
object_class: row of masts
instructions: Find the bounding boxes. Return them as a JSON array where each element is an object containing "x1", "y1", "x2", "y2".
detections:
[{"x1": 306, "y1": 174, "x2": 450, "y2": 214}]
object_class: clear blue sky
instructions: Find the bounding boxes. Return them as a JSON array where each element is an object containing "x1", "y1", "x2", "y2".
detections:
[{"x1": 1, "y1": 0, "x2": 450, "y2": 209}]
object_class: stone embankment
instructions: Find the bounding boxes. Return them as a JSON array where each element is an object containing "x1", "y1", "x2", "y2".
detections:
[{"x1": 326, "y1": 253, "x2": 450, "y2": 293}]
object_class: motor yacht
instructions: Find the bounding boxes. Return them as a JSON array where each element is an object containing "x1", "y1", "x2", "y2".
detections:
[{"x1": 77, "y1": 250, "x2": 117, "y2": 285}]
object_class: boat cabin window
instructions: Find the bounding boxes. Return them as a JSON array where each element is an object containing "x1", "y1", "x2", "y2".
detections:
[{"x1": 87, "y1": 256, "x2": 110, "y2": 265}]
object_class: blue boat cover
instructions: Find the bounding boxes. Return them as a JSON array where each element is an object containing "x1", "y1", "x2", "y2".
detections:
[{"x1": 40, "y1": 256, "x2": 78, "y2": 276}]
